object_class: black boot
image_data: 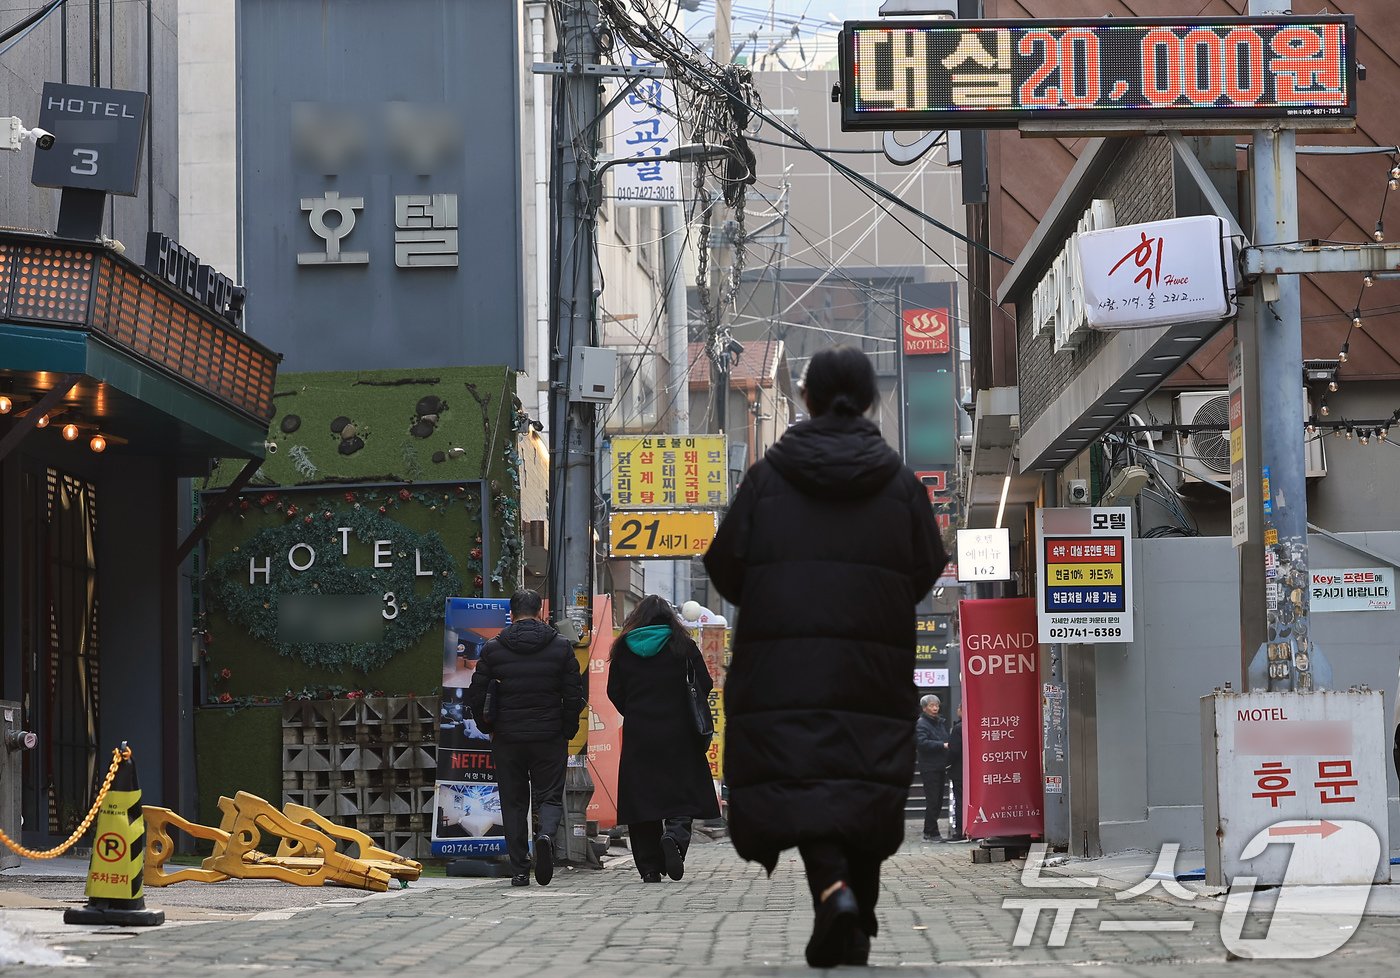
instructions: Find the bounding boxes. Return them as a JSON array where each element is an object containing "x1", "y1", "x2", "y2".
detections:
[{"x1": 805, "y1": 883, "x2": 859, "y2": 968}]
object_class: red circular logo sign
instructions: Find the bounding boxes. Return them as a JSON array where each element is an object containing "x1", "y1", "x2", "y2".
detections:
[{"x1": 96, "y1": 832, "x2": 127, "y2": 863}]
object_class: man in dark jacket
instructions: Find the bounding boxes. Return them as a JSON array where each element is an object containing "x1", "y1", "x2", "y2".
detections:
[
  {"x1": 467, "y1": 589, "x2": 584, "y2": 887},
  {"x1": 915, "y1": 694, "x2": 951, "y2": 842}
]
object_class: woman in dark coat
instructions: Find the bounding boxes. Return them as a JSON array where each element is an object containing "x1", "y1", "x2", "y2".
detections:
[
  {"x1": 607, "y1": 595, "x2": 721, "y2": 883},
  {"x1": 704, "y1": 345, "x2": 948, "y2": 968}
]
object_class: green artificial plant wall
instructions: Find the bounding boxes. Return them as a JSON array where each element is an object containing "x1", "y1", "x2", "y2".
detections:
[{"x1": 194, "y1": 366, "x2": 521, "y2": 825}]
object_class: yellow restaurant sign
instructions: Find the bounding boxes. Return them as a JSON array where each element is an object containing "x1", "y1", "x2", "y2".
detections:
[
  {"x1": 608, "y1": 510, "x2": 719, "y2": 559},
  {"x1": 611, "y1": 434, "x2": 728, "y2": 509}
]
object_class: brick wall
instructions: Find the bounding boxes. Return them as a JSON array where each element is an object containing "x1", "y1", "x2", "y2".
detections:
[{"x1": 1017, "y1": 137, "x2": 1176, "y2": 428}]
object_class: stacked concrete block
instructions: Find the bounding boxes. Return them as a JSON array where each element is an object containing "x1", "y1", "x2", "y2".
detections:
[{"x1": 282, "y1": 696, "x2": 439, "y2": 859}]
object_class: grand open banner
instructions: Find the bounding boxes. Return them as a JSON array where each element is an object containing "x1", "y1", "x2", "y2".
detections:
[{"x1": 958, "y1": 597, "x2": 1044, "y2": 839}]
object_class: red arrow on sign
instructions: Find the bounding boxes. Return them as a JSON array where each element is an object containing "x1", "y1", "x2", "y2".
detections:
[{"x1": 1268, "y1": 820, "x2": 1342, "y2": 840}]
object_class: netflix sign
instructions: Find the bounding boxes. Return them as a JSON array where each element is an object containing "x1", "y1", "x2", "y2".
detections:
[
  {"x1": 958, "y1": 597, "x2": 1044, "y2": 840},
  {"x1": 902, "y1": 307, "x2": 951, "y2": 355}
]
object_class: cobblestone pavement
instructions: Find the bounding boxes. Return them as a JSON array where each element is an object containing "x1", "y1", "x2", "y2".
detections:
[{"x1": 0, "y1": 828, "x2": 1397, "y2": 976}]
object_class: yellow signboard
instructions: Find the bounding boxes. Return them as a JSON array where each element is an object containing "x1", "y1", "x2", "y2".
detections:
[
  {"x1": 609, "y1": 510, "x2": 719, "y2": 559},
  {"x1": 611, "y1": 434, "x2": 728, "y2": 509},
  {"x1": 1047, "y1": 563, "x2": 1124, "y2": 586}
]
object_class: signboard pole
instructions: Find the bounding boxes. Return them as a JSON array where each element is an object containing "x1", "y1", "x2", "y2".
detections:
[
  {"x1": 1039, "y1": 484, "x2": 1069, "y2": 850},
  {"x1": 1234, "y1": 311, "x2": 1269, "y2": 684}
]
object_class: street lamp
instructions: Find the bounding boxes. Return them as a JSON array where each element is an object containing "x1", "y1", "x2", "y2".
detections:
[{"x1": 593, "y1": 142, "x2": 731, "y2": 187}]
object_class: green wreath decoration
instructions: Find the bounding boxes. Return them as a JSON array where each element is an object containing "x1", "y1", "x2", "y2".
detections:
[{"x1": 204, "y1": 502, "x2": 463, "y2": 672}]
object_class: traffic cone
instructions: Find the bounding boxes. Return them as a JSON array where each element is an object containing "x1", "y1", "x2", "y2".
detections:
[{"x1": 64, "y1": 744, "x2": 164, "y2": 926}]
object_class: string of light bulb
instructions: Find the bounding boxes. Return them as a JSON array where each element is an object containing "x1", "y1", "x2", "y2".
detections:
[
  {"x1": 1326, "y1": 157, "x2": 1400, "y2": 403},
  {"x1": 0, "y1": 396, "x2": 114, "y2": 453}
]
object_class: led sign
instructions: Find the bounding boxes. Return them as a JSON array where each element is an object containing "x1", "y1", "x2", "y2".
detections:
[{"x1": 839, "y1": 16, "x2": 1357, "y2": 131}]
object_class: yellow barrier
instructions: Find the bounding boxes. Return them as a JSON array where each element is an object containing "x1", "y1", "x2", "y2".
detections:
[
  {"x1": 275, "y1": 803, "x2": 422, "y2": 882},
  {"x1": 143, "y1": 794, "x2": 395, "y2": 893}
]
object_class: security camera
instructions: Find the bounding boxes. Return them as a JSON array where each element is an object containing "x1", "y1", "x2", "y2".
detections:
[
  {"x1": 263, "y1": 440, "x2": 278, "y2": 455},
  {"x1": 1, "y1": 118, "x2": 53, "y2": 152},
  {"x1": 1067, "y1": 479, "x2": 1090, "y2": 505}
]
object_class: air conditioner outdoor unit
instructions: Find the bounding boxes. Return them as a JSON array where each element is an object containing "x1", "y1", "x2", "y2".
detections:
[
  {"x1": 1176, "y1": 391, "x2": 1231, "y2": 486},
  {"x1": 1303, "y1": 391, "x2": 1328, "y2": 478},
  {"x1": 1176, "y1": 389, "x2": 1328, "y2": 486}
]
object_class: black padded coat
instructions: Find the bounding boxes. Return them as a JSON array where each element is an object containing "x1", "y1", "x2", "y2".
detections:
[
  {"x1": 704, "y1": 413, "x2": 948, "y2": 871},
  {"x1": 467, "y1": 618, "x2": 584, "y2": 744},
  {"x1": 606, "y1": 634, "x2": 722, "y2": 825}
]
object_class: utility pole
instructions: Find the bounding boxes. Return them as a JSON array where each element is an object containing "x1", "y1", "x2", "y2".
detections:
[
  {"x1": 663, "y1": 203, "x2": 692, "y2": 605},
  {"x1": 548, "y1": 0, "x2": 602, "y2": 867},
  {"x1": 709, "y1": 0, "x2": 734, "y2": 439},
  {"x1": 549, "y1": 0, "x2": 600, "y2": 646},
  {"x1": 714, "y1": 0, "x2": 731, "y2": 73}
]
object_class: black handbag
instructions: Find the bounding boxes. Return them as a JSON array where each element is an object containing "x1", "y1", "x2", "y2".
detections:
[{"x1": 685, "y1": 659, "x2": 715, "y2": 739}]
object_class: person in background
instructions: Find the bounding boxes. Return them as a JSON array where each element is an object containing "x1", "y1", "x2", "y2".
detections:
[
  {"x1": 916, "y1": 695, "x2": 950, "y2": 842},
  {"x1": 705, "y1": 345, "x2": 948, "y2": 969},
  {"x1": 467, "y1": 589, "x2": 584, "y2": 888},
  {"x1": 1393, "y1": 657, "x2": 1399, "y2": 783},
  {"x1": 606, "y1": 595, "x2": 720, "y2": 883},
  {"x1": 946, "y1": 703, "x2": 966, "y2": 842}
]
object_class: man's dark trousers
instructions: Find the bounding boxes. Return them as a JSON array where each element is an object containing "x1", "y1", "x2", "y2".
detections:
[
  {"x1": 920, "y1": 759, "x2": 947, "y2": 838},
  {"x1": 494, "y1": 739, "x2": 566, "y2": 873}
]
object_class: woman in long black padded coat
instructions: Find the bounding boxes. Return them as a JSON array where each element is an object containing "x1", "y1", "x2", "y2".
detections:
[
  {"x1": 607, "y1": 595, "x2": 720, "y2": 883},
  {"x1": 704, "y1": 345, "x2": 948, "y2": 969}
]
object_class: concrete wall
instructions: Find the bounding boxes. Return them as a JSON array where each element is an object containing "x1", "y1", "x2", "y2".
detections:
[
  {"x1": 1097, "y1": 533, "x2": 1400, "y2": 854},
  {"x1": 176, "y1": 0, "x2": 236, "y2": 277},
  {"x1": 0, "y1": 0, "x2": 178, "y2": 242}
]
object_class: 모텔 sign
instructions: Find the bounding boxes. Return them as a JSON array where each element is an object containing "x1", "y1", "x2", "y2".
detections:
[
  {"x1": 839, "y1": 16, "x2": 1357, "y2": 132},
  {"x1": 1202, "y1": 689, "x2": 1389, "y2": 886},
  {"x1": 1036, "y1": 507, "x2": 1135, "y2": 643},
  {"x1": 902, "y1": 307, "x2": 951, "y2": 355}
]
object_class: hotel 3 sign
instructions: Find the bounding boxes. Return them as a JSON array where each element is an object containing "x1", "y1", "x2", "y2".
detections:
[{"x1": 903, "y1": 307, "x2": 950, "y2": 355}]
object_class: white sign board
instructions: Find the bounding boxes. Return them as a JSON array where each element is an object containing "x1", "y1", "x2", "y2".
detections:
[
  {"x1": 1076, "y1": 215, "x2": 1236, "y2": 330},
  {"x1": 957, "y1": 527, "x2": 1011, "y2": 582},
  {"x1": 914, "y1": 668, "x2": 949, "y2": 687},
  {"x1": 1311, "y1": 567, "x2": 1396, "y2": 612},
  {"x1": 611, "y1": 51, "x2": 682, "y2": 205},
  {"x1": 1035, "y1": 507, "x2": 1134, "y2": 643},
  {"x1": 1202, "y1": 690, "x2": 1389, "y2": 886},
  {"x1": 1031, "y1": 199, "x2": 1115, "y2": 353}
]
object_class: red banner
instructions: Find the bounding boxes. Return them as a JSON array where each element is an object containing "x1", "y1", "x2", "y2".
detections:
[
  {"x1": 958, "y1": 597, "x2": 1044, "y2": 839},
  {"x1": 583, "y1": 596, "x2": 621, "y2": 830}
]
